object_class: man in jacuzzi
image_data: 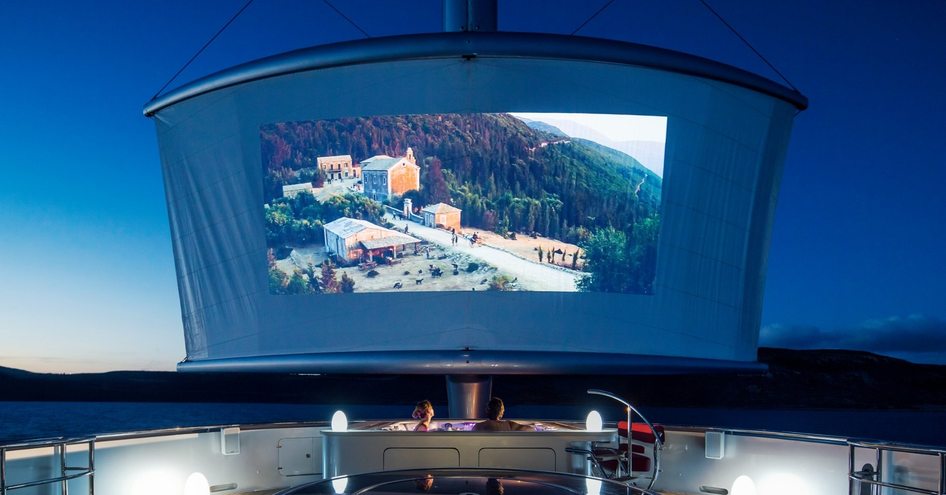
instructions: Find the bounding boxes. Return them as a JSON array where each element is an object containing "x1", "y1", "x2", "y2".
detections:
[{"x1": 472, "y1": 397, "x2": 535, "y2": 431}]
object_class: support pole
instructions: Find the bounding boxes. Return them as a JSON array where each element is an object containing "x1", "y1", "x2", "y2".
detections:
[
  {"x1": 443, "y1": 0, "x2": 497, "y2": 33},
  {"x1": 446, "y1": 374, "x2": 492, "y2": 419}
]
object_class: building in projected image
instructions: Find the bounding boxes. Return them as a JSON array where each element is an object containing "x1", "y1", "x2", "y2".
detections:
[
  {"x1": 421, "y1": 202, "x2": 462, "y2": 231},
  {"x1": 282, "y1": 182, "x2": 314, "y2": 198},
  {"x1": 323, "y1": 216, "x2": 421, "y2": 263},
  {"x1": 361, "y1": 147, "x2": 420, "y2": 201},
  {"x1": 317, "y1": 154, "x2": 358, "y2": 181}
]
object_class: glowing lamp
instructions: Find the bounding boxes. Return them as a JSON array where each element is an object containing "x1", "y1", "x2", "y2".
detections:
[
  {"x1": 184, "y1": 472, "x2": 210, "y2": 495},
  {"x1": 331, "y1": 410, "x2": 348, "y2": 431},
  {"x1": 332, "y1": 476, "x2": 349, "y2": 494},
  {"x1": 759, "y1": 473, "x2": 808, "y2": 495},
  {"x1": 731, "y1": 475, "x2": 756, "y2": 495},
  {"x1": 585, "y1": 410, "x2": 603, "y2": 432}
]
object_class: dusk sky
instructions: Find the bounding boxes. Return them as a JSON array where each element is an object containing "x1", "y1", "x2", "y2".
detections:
[{"x1": 0, "y1": 0, "x2": 943, "y2": 372}]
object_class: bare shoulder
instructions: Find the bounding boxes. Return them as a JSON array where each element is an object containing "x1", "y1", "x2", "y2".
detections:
[{"x1": 511, "y1": 421, "x2": 535, "y2": 431}]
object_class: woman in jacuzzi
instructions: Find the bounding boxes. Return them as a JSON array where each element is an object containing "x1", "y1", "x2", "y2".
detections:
[{"x1": 412, "y1": 400, "x2": 435, "y2": 431}]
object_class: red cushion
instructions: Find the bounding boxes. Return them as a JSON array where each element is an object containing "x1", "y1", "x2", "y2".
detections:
[{"x1": 617, "y1": 421, "x2": 665, "y2": 444}]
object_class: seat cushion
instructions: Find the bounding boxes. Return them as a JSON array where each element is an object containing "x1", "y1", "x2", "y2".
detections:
[{"x1": 617, "y1": 421, "x2": 665, "y2": 444}]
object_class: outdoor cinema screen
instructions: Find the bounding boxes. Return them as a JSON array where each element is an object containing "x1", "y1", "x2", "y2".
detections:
[{"x1": 261, "y1": 112, "x2": 666, "y2": 295}]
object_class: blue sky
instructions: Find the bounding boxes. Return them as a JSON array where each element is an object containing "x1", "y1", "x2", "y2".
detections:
[{"x1": 0, "y1": 0, "x2": 943, "y2": 372}]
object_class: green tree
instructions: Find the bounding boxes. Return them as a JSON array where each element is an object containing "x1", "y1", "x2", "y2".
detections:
[
  {"x1": 423, "y1": 157, "x2": 451, "y2": 205},
  {"x1": 577, "y1": 227, "x2": 629, "y2": 293},
  {"x1": 321, "y1": 260, "x2": 340, "y2": 294},
  {"x1": 340, "y1": 272, "x2": 356, "y2": 293},
  {"x1": 286, "y1": 272, "x2": 313, "y2": 294},
  {"x1": 268, "y1": 268, "x2": 289, "y2": 294}
]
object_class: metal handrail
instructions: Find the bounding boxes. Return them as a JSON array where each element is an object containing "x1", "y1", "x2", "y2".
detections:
[
  {"x1": 848, "y1": 442, "x2": 945, "y2": 495},
  {"x1": 586, "y1": 390, "x2": 662, "y2": 491},
  {"x1": 0, "y1": 437, "x2": 94, "y2": 495}
]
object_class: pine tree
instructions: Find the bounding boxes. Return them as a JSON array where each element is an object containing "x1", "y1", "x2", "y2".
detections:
[{"x1": 321, "y1": 261, "x2": 340, "y2": 294}]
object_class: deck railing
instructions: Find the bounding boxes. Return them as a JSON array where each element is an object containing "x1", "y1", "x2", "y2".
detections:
[
  {"x1": 849, "y1": 441, "x2": 946, "y2": 495},
  {"x1": 0, "y1": 437, "x2": 94, "y2": 495}
]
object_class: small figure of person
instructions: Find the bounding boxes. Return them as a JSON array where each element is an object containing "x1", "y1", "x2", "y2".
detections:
[
  {"x1": 412, "y1": 400, "x2": 434, "y2": 432},
  {"x1": 486, "y1": 478, "x2": 504, "y2": 495},
  {"x1": 414, "y1": 474, "x2": 434, "y2": 492},
  {"x1": 471, "y1": 397, "x2": 534, "y2": 431}
]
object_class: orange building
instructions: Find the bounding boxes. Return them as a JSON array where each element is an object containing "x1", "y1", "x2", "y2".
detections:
[
  {"x1": 317, "y1": 154, "x2": 358, "y2": 181},
  {"x1": 421, "y1": 203, "x2": 462, "y2": 232},
  {"x1": 361, "y1": 148, "x2": 420, "y2": 201}
]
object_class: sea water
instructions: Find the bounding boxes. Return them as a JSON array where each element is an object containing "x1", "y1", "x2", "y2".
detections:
[{"x1": 0, "y1": 402, "x2": 944, "y2": 446}]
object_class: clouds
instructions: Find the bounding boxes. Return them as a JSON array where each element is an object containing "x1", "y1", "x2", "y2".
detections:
[{"x1": 760, "y1": 315, "x2": 946, "y2": 361}]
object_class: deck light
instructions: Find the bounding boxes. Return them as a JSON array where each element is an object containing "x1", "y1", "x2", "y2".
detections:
[
  {"x1": 585, "y1": 410, "x2": 603, "y2": 432},
  {"x1": 331, "y1": 410, "x2": 348, "y2": 431},
  {"x1": 332, "y1": 475, "x2": 349, "y2": 494},
  {"x1": 759, "y1": 473, "x2": 807, "y2": 495},
  {"x1": 731, "y1": 475, "x2": 756, "y2": 495},
  {"x1": 585, "y1": 477, "x2": 602, "y2": 495},
  {"x1": 184, "y1": 472, "x2": 210, "y2": 495}
]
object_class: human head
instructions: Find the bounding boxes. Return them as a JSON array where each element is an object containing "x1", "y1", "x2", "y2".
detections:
[
  {"x1": 414, "y1": 474, "x2": 433, "y2": 492},
  {"x1": 485, "y1": 397, "x2": 505, "y2": 420},
  {"x1": 412, "y1": 400, "x2": 434, "y2": 419},
  {"x1": 486, "y1": 478, "x2": 504, "y2": 495}
]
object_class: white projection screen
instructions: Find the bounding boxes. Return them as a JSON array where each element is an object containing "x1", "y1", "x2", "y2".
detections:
[{"x1": 147, "y1": 33, "x2": 804, "y2": 374}]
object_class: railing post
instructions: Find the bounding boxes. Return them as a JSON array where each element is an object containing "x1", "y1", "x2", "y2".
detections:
[
  {"x1": 876, "y1": 447, "x2": 883, "y2": 495},
  {"x1": 60, "y1": 443, "x2": 68, "y2": 495},
  {"x1": 88, "y1": 440, "x2": 94, "y2": 495},
  {"x1": 849, "y1": 444, "x2": 856, "y2": 495},
  {"x1": 1, "y1": 447, "x2": 6, "y2": 495},
  {"x1": 939, "y1": 452, "x2": 946, "y2": 495}
]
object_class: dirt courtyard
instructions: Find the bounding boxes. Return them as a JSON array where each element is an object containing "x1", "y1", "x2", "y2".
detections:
[
  {"x1": 467, "y1": 230, "x2": 584, "y2": 271},
  {"x1": 274, "y1": 242, "x2": 511, "y2": 293}
]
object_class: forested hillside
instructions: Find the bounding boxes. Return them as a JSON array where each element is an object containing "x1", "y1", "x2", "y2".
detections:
[{"x1": 261, "y1": 113, "x2": 663, "y2": 293}]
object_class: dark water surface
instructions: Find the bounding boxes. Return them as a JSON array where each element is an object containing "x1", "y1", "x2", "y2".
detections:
[{"x1": 1, "y1": 402, "x2": 944, "y2": 447}]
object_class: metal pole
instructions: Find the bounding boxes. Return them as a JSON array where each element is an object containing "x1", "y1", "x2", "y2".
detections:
[
  {"x1": 1, "y1": 448, "x2": 6, "y2": 495},
  {"x1": 939, "y1": 452, "x2": 946, "y2": 495},
  {"x1": 849, "y1": 444, "x2": 856, "y2": 495},
  {"x1": 88, "y1": 441, "x2": 95, "y2": 495},
  {"x1": 443, "y1": 0, "x2": 497, "y2": 32},
  {"x1": 875, "y1": 448, "x2": 883, "y2": 495},
  {"x1": 60, "y1": 444, "x2": 68, "y2": 495},
  {"x1": 626, "y1": 405, "x2": 632, "y2": 477}
]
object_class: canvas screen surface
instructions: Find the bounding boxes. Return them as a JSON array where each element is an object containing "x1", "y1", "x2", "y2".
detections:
[{"x1": 149, "y1": 55, "x2": 796, "y2": 366}]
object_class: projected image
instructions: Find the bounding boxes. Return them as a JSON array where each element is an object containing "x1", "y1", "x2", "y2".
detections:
[{"x1": 261, "y1": 113, "x2": 665, "y2": 294}]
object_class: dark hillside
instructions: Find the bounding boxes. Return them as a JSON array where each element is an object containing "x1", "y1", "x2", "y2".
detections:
[{"x1": 2, "y1": 349, "x2": 946, "y2": 409}]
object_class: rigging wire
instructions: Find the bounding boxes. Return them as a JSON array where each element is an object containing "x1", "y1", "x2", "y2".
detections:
[
  {"x1": 149, "y1": 0, "x2": 256, "y2": 102},
  {"x1": 570, "y1": 0, "x2": 618, "y2": 35},
  {"x1": 322, "y1": 0, "x2": 371, "y2": 39},
  {"x1": 696, "y1": 0, "x2": 800, "y2": 92}
]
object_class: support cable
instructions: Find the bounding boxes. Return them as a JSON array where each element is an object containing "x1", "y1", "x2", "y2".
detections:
[
  {"x1": 323, "y1": 0, "x2": 371, "y2": 38},
  {"x1": 696, "y1": 0, "x2": 799, "y2": 91},
  {"x1": 149, "y1": 0, "x2": 256, "y2": 102},
  {"x1": 570, "y1": 0, "x2": 618, "y2": 35}
]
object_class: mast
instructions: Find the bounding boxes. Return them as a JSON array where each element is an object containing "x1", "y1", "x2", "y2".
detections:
[{"x1": 443, "y1": 0, "x2": 498, "y2": 33}]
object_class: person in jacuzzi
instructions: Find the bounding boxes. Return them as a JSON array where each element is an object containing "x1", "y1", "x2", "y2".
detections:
[
  {"x1": 412, "y1": 400, "x2": 434, "y2": 431},
  {"x1": 471, "y1": 397, "x2": 534, "y2": 431}
]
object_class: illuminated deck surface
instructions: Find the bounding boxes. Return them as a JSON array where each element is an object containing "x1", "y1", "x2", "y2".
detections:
[{"x1": 279, "y1": 468, "x2": 648, "y2": 494}]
